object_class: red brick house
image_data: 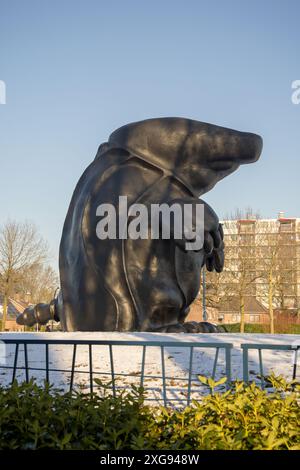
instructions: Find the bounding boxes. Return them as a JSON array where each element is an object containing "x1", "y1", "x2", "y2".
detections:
[
  {"x1": 187, "y1": 296, "x2": 269, "y2": 325},
  {"x1": 0, "y1": 295, "x2": 27, "y2": 331}
]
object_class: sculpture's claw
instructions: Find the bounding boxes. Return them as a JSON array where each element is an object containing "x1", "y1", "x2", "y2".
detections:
[{"x1": 205, "y1": 223, "x2": 225, "y2": 273}]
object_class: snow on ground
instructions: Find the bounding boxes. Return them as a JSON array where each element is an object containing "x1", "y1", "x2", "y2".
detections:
[{"x1": 0, "y1": 332, "x2": 299, "y2": 406}]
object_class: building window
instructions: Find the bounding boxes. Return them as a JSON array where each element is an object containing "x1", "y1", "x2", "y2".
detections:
[
  {"x1": 279, "y1": 222, "x2": 293, "y2": 232},
  {"x1": 232, "y1": 315, "x2": 242, "y2": 322},
  {"x1": 239, "y1": 222, "x2": 255, "y2": 234}
]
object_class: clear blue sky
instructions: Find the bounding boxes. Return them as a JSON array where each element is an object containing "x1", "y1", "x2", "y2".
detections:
[{"x1": 0, "y1": 0, "x2": 299, "y2": 266}]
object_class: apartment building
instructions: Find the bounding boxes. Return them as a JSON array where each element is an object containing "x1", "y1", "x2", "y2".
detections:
[{"x1": 188, "y1": 213, "x2": 300, "y2": 324}]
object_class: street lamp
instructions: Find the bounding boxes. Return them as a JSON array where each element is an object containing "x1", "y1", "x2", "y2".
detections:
[{"x1": 202, "y1": 266, "x2": 208, "y2": 322}]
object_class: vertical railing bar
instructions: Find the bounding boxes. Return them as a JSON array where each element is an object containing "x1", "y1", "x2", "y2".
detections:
[
  {"x1": 140, "y1": 345, "x2": 146, "y2": 388},
  {"x1": 187, "y1": 347, "x2": 193, "y2": 406},
  {"x1": 70, "y1": 344, "x2": 77, "y2": 393},
  {"x1": 24, "y1": 343, "x2": 29, "y2": 383},
  {"x1": 45, "y1": 343, "x2": 49, "y2": 384},
  {"x1": 12, "y1": 343, "x2": 19, "y2": 384},
  {"x1": 225, "y1": 346, "x2": 232, "y2": 390},
  {"x1": 212, "y1": 347, "x2": 219, "y2": 380},
  {"x1": 89, "y1": 344, "x2": 93, "y2": 394},
  {"x1": 109, "y1": 344, "x2": 116, "y2": 398},
  {"x1": 161, "y1": 346, "x2": 167, "y2": 407},
  {"x1": 258, "y1": 349, "x2": 264, "y2": 389},
  {"x1": 292, "y1": 347, "x2": 298, "y2": 380},
  {"x1": 242, "y1": 347, "x2": 249, "y2": 383}
]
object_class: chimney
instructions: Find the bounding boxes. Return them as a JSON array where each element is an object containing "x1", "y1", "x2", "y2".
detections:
[
  {"x1": 278, "y1": 211, "x2": 284, "y2": 219},
  {"x1": 24, "y1": 292, "x2": 31, "y2": 305}
]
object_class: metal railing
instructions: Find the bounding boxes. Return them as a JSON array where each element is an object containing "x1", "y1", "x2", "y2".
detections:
[
  {"x1": 0, "y1": 338, "x2": 233, "y2": 406},
  {"x1": 1, "y1": 338, "x2": 299, "y2": 403},
  {"x1": 242, "y1": 343, "x2": 299, "y2": 388}
]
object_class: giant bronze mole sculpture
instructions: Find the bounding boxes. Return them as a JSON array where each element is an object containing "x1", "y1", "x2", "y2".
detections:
[{"x1": 17, "y1": 118, "x2": 262, "y2": 332}]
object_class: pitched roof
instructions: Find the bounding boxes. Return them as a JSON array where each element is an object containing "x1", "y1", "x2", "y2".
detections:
[
  {"x1": 219, "y1": 296, "x2": 268, "y2": 314},
  {"x1": 0, "y1": 295, "x2": 28, "y2": 319}
]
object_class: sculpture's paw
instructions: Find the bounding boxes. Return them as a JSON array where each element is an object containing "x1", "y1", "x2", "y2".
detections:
[
  {"x1": 153, "y1": 321, "x2": 224, "y2": 333},
  {"x1": 180, "y1": 321, "x2": 222, "y2": 333},
  {"x1": 16, "y1": 300, "x2": 58, "y2": 327},
  {"x1": 203, "y1": 221, "x2": 225, "y2": 273}
]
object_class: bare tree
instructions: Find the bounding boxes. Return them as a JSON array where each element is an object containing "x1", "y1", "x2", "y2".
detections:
[
  {"x1": 224, "y1": 206, "x2": 261, "y2": 221},
  {"x1": 203, "y1": 218, "x2": 261, "y2": 332},
  {"x1": 204, "y1": 270, "x2": 224, "y2": 310},
  {"x1": 204, "y1": 209, "x2": 298, "y2": 334},
  {"x1": 17, "y1": 264, "x2": 58, "y2": 304},
  {"x1": 256, "y1": 220, "x2": 298, "y2": 333},
  {"x1": 205, "y1": 209, "x2": 262, "y2": 332},
  {"x1": 225, "y1": 226, "x2": 262, "y2": 332},
  {"x1": 0, "y1": 220, "x2": 49, "y2": 330}
]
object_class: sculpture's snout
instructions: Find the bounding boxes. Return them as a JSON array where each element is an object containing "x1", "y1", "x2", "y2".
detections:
[
  {"x1": 237, "y1": 132, "x2": 263, "y2": 164},
  {"x1": 207, "y1": 130, "x2": 263, "y2": 172}
]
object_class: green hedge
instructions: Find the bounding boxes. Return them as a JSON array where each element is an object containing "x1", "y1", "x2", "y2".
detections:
[
  {"x1": 0, "y1": 377, "x2": 299, "y2": 450},
  {"x1": 224, "y1": 323, "x2": 300, "y2": 334}
]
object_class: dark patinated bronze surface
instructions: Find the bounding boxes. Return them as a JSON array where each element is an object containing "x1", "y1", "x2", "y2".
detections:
[{"x1": 17, "y1": 118, "x2": 262, "y2": 331}]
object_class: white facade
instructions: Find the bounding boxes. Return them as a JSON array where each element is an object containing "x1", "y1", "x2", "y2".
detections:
[{"x1": 220, "y1": 216, "x2": 300, "y2": 312}]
